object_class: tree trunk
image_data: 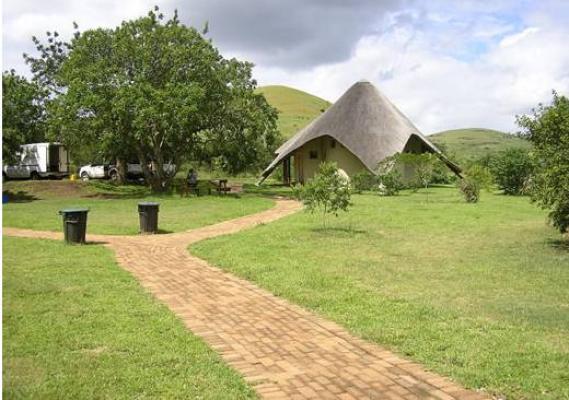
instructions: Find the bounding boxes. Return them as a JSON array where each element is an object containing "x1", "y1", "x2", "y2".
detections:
[
  {"x1": 135, "y1": 146, "x2": 162, "y2": 192},
  {"x1": 151, "y1": 160, "x2": 167, "y2": 192},
  {"x1": 115, "y1": 158, "x2": 127, "y2": 184}
]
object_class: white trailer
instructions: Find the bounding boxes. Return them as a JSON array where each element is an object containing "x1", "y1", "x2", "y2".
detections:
[{"x1": 3, "y1": 142, "x2": 70, "y2": 180}]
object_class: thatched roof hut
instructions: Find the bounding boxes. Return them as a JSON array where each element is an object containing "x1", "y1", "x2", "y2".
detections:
[{"x1": 260, "y1": 80, "x2": 461, "y2": 184}]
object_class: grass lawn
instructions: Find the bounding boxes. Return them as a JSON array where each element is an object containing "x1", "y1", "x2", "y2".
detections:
[
  {"x1": 3, "y1": 180, "x2": 273, "y2": 235},
  {"x1": 192, "y1": 187, "x2": 569, "y2": 400},
  {"x1": 2, "y1": 236, "x2": 255, "y2": 399}
]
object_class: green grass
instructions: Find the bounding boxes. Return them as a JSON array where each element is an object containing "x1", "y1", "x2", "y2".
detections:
[
  {"x1": 3, "y1": 180, "x2": 274, "y2": 235},
  {"x1": 3, "y1": 236, "x2": 255, "y2": 399},
  {"x1": 192, "y1": 187, "x2": 569, "y2": 399},
  {"x1": 430, "y1": 128, "x2": 532, "y2": 162},
  {"x1": 257, "y1": 85, "x2": 331, "y2": 139}
]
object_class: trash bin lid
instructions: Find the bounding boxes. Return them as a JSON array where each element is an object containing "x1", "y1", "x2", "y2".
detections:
[
  {"x1": 138, "y1": 202, "x2": 160, "y2": 207},
  {"x1": 59, "y1": 208, "x2": 89, "y2": 213}
]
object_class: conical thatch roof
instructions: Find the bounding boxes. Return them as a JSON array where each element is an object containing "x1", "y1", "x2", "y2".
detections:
[{"x1": 260, "y1": 80, "x2": 460, "y2": 181}]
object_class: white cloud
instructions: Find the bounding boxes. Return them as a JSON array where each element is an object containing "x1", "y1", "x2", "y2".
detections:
[
  {"x1": 499, "y1": 27, "x2": 539, "y2": 47},
  {"x1": 253, "y1": 7, "x2": 569, "y2": 134},
  {"x1": 3, "y1": 0, "x2": 568, "y2": 134},
  {"x1": 2, "y1": 0, "x2": 172, "y2": 76}
]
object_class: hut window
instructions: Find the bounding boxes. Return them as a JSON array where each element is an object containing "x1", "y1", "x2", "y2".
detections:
[
  {"x1": 330, "y1": 139, "x2": 336, "y2": 148},
  {"x1": 309, "y1": 150, "x2": 318, "y2": 159}
]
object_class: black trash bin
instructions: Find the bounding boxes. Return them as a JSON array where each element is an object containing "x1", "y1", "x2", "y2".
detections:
[
  {"x1": 138, "y1": 202, "x2": 159, "y2": 234},
  {"x1": 59, "y1": 208, "x2": 89, "y2": 244}
]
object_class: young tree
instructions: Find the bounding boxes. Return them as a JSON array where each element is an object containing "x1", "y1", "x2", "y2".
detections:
[
  {"x1": 397, "y1": 153, "x2": 437, "y2": 201},
  {"x1": 517, "y1": 92, "x2": 569, "y2": 233},
  {"x1": 296, "y1": 162, "x2": 352, "y2": 228},
  {"x1": 28, "y1": 8, "x2": 279, "y2": 190},
  {"x1": 2, "y1": 71, "x2": 46, "y2": 163}
]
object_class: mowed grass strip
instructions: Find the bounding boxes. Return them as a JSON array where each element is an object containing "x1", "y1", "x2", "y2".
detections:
[
  {"x1": 191, "y1": 187, "x2": 569, "y2": 400},
  {"x1": 2, "y1": 236, "x2": 256, "y2": 399},
  {"x1": 3, "y1": 181, "x2": 274, "y2": 235}
]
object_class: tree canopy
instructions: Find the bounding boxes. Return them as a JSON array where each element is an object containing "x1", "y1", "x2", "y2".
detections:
[
  {"x1": 518, "y1": 92, "x2": 569, "y2": 233},
  {"x1": 26, "y1": 8, "x2": 279, "y2": 189},
  {"x1": 2, "y1": 71, "x2": 46, "y2": 163}
]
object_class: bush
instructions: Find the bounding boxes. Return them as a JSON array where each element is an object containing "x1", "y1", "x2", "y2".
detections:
[
  {"x1": 377, "y1": 169, "x2": 403, "y2": 196},
  {"x1": 490, "y1": 148, "x2": 534, "y2": 195},
  {"x1": 351, "y1": 171, "x2": 377, "y2": 193},
  {"x1": 374, "y1": 156, "x2": 403, "y2": 196},
  {"x1": 464, "y1": 164, "x2": 494, "y2": 192},
  {"x1": 458, "y1": 177, "x2": 481, "y2": 203}
]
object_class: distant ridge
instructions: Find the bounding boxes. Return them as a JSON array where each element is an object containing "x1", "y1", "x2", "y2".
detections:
[
  {"x1": 430, "y1": 128, "x2": 531, "y2": 161},
  {"x1": 256, "y1": 85, "x2": 331, "y2": 139}
]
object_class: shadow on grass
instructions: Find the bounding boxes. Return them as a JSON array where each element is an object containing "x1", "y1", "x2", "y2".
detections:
[
  {"x1": 243, "y1": 183, "x2": 296, "y2": 198},
  {"x1": 81, "y1": 240, "x2": 110, "y2": 246},
  {"x1": 310, "y1": 226, "x2": 367, "y2": 235},
  {"x1": 3, "y1": 190, "x2": 39, "y2": 203},
  {"x1": 548, "y1": 238, "x2": 569, "y2": 251},
  {"x1": 85, "y1": 181, "x2": 150, "y2": 199},
  {"x1": 136, "y1": 229, "x2": 174, "y2": 235}
]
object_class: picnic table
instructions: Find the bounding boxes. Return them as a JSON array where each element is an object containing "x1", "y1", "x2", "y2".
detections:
[
  {"x1": 209, "y1": 179, "x2": 231, "y2": 195},
  {"x1": 178, "y1": 179, "x2": 237, "y2": 197}
]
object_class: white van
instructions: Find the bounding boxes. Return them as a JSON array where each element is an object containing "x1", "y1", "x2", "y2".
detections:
[{"x1": 3, "y1": 143, "x2": 70, "y2": 180}]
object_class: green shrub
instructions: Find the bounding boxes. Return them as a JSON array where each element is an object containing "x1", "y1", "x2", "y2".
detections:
[
  {"x1": 490, "y1": 148, "x2": 534, "y2": 195},
  {"x1": 458, "y1": 177, "x2": 481, "y2": 203},
  {"x1": 351, "y1": 171, "x2": 377, "y2": 193},
  {"x1": 374, "y1": 156, "x2": 403, "y2": 196},
  {"x1": 377, "y1": 169, "x2": 403, "y2": 196},
  {"x1": 431, "y1": 157, "x2": 456, "y2": 184},
  {"x1": 464, "y1": 164, "x2": 494, "y2": 192}
]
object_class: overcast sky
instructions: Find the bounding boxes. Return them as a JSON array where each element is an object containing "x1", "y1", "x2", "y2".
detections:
[{"x1": 3, "y1": 0, "x2": 569, "y2": 134}]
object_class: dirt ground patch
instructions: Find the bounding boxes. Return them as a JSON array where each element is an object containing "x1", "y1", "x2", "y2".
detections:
[{"x1": 3, "y1": 180, "x2": 90, "y2": 200}]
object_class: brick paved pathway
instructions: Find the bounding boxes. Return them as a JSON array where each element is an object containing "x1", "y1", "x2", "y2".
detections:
[{"x1": 4, "y1": 199, "x2": 488, "y2": 399}]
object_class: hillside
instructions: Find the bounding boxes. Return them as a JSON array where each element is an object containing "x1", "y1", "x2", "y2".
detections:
[
  {"x1": 257, "y1": 85, "x2": 331, "y2": 139},
  {"x1": 429, "y1": 128, "x2": 531, "y2": 162}
]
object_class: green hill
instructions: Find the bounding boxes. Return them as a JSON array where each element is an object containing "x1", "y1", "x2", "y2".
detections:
[
  {"x1": 257, "y1": 85, "x2": 331, "y2": 139},
  {"x1": 429, "y1": 128, "x2": 531, "y2": 162}
]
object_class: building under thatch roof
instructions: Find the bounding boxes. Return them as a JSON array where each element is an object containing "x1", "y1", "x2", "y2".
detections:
[{"x1": 259, "y1": 80, "x2": 461, "y2": 184}]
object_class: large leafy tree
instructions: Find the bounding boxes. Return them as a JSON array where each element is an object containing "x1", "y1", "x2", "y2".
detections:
[
  {"x1": 28, "y1": 8, "x2": 279, "y2": 190},
  {"x1": 2, "y1": 71, "x2": 46, "y2": 163},
  {"x1": 517, "y1": 92, "x2": 569, "y2": 233}
]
